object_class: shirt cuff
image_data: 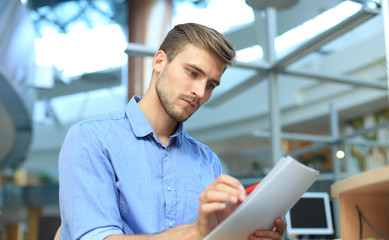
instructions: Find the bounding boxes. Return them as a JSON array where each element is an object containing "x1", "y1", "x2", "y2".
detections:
[{"x1": 81, "y1": 226, "x2": 123, "y2": 240}]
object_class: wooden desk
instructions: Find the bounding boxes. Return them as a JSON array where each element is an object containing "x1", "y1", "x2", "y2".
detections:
[{"x1": 331, "y1": 166, "x2": 389, "y2": 240}]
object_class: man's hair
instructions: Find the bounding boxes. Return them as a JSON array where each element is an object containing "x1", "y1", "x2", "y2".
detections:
[{"x1": 159, "y1": 23, "x2": 236, "y2": 68}]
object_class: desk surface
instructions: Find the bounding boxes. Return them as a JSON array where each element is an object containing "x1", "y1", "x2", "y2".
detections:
[{"x1": 331, "y1": 165, "x2": 389, "y2": 198}]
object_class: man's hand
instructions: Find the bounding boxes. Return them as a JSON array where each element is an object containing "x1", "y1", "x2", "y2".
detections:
[
  {"x1": 196, "y1": 174, "x2": 247, "y2": 237},
  {"x1": 247, "y1": 217, "x2": 287, "y2": 240},
  {"x1": 195, "y1": 174, "x2": 287, "y2": 240}
]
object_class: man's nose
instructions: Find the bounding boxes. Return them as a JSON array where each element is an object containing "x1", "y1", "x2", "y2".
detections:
[{"x1": 191, "y1": 79, "x2": 207, "y2": 98}]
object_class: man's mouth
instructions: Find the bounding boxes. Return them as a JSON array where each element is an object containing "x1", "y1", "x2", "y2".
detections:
[{"x1": 182, "y1": 98, "x2": 196, "y2": 108}]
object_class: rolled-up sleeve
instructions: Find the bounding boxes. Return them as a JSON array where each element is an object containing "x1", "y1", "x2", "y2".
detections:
[{"x1": 58, "y1": 123, "x2": 124, "y2": 240}]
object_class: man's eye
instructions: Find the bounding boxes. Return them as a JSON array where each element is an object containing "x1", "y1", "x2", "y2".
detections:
[
  {"x1": 207, "y1": 82, "x2": 217, "y2": 89},
  {"x1": 188, "y1": 70, "x2": 197, "y2": 77}
]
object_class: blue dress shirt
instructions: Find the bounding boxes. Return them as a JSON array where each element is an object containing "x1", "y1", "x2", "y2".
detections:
[{"x1": 58, "y1": 96, "x2": 222, "y2": 240}]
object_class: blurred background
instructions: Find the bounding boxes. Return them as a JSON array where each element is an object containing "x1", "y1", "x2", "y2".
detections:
[{"x1": 0, "y1": 0, "x2": 388, "y2": 239}]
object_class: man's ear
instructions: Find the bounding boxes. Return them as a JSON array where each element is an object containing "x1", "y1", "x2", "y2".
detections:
[{"x1": 153, "y1": 50, "x2": 167, "y2": 73}]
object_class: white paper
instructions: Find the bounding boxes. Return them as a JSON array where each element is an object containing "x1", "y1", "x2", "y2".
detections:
[{"x1": 203, "y1": 155, "x2": 320, "y2": 240}]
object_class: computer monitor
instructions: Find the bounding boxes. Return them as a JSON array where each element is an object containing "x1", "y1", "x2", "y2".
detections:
[{"x1": 285, "y1": 192, "x2": 334, "y2": 236}]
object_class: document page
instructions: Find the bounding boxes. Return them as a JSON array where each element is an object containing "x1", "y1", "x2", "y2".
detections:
[{"x1": 204, "y1": 155, "x2": 320, "y2": 240}]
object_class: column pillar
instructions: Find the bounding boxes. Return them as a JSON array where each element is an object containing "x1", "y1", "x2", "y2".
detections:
[{"x1": 127, "y1": 0, "x2": 172, "y2": 100}]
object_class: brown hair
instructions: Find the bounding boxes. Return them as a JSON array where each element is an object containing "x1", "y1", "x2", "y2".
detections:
[{"x1": 159, "y1": 23, "x2": 236, "y2": 68}]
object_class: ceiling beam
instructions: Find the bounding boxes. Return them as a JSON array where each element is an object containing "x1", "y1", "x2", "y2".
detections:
[{"x1": 280, "y1": 68, "x2": 387, "y2": 90}]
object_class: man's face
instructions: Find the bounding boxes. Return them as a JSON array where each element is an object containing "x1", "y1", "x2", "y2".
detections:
[{"x1": 155, "y1": 44, "x2": 225, "y2": 122}]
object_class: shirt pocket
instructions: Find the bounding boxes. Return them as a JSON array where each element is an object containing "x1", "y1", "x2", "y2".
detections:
[{"x1": 184, "y1": 184, "x2": 203, "y2": 222}]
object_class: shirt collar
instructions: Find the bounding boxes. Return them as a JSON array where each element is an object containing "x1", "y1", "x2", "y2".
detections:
[
  {"x1": 126, "y1": 96, "x2": 184, "y2": 145},
  {"x1": 173, "y1": 121, "x2": 184, "y2": 146}
]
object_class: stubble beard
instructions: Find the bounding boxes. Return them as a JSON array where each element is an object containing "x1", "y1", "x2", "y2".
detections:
[{"x1": 155, "y1": 67, "x2": 193, "y2": 123}]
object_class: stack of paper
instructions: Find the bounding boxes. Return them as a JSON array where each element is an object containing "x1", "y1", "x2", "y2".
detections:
[{"x1": 204, "y1": 155, "x2": 320, "y2": 240}]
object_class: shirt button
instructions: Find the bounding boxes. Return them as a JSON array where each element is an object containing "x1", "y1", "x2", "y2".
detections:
[
  {"x1": 169, "y1": 221, "x2": 173, "y2": 227},
  {"x1": 165, "y1": 151, "x2": 168, "y2": 156},
  {"x1": 167, "y1": 186, "x2": 172, "y2": 191}
]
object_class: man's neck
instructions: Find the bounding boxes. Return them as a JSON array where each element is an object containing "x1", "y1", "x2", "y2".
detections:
[{"x1": 138, "y1": 93, "x2": 178, "y2": 147}]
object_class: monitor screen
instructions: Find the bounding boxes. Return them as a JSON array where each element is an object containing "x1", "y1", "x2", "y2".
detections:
[{"x1": 285, "y1": 192, "x2": 334, "y2": 235}]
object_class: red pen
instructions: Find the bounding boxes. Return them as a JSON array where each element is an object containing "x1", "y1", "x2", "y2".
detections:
[{"x1": 245, "y1": 182, "x2": 260, "y2": 195}]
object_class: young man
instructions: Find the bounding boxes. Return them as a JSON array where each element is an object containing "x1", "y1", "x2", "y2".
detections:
[{"x1": 58, "y1": 23, "x2": 286, "y2": 240}]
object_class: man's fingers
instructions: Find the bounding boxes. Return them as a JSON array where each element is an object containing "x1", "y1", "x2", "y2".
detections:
[
  {"x1": 251, "y1": 229, "x2": 282, "y2": 240},
  {"x1": 199, "y1": 201, "x2": 227, "y2": 214},
  {"x1": 203, "y1": 174, "x2": 246, "y2": 203},
  {"x1": 214, "y1": 183, "x2": 246, "y2": 201},
  {"x1": 201, "y1": 189, "x2": 241, "y2": 204},
  {"x1": 249, "y1": 218, "x2": 286, "y2": 240},
  {"x1": 274, "y1": 217, "x2": 286, "y2": 235},
  {"x1": 206, "y1": 174, "x2": 242, "y2": 190}
]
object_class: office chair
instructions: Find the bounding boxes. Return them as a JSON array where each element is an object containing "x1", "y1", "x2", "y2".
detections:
[{"x1": 54, "y1": 226, "x2": 61, "y2": 240}]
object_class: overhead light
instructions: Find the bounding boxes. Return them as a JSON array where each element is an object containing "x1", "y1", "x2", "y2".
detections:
[{"x1": 336, "y1": 150, "x2": 345, "y2": 159}]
